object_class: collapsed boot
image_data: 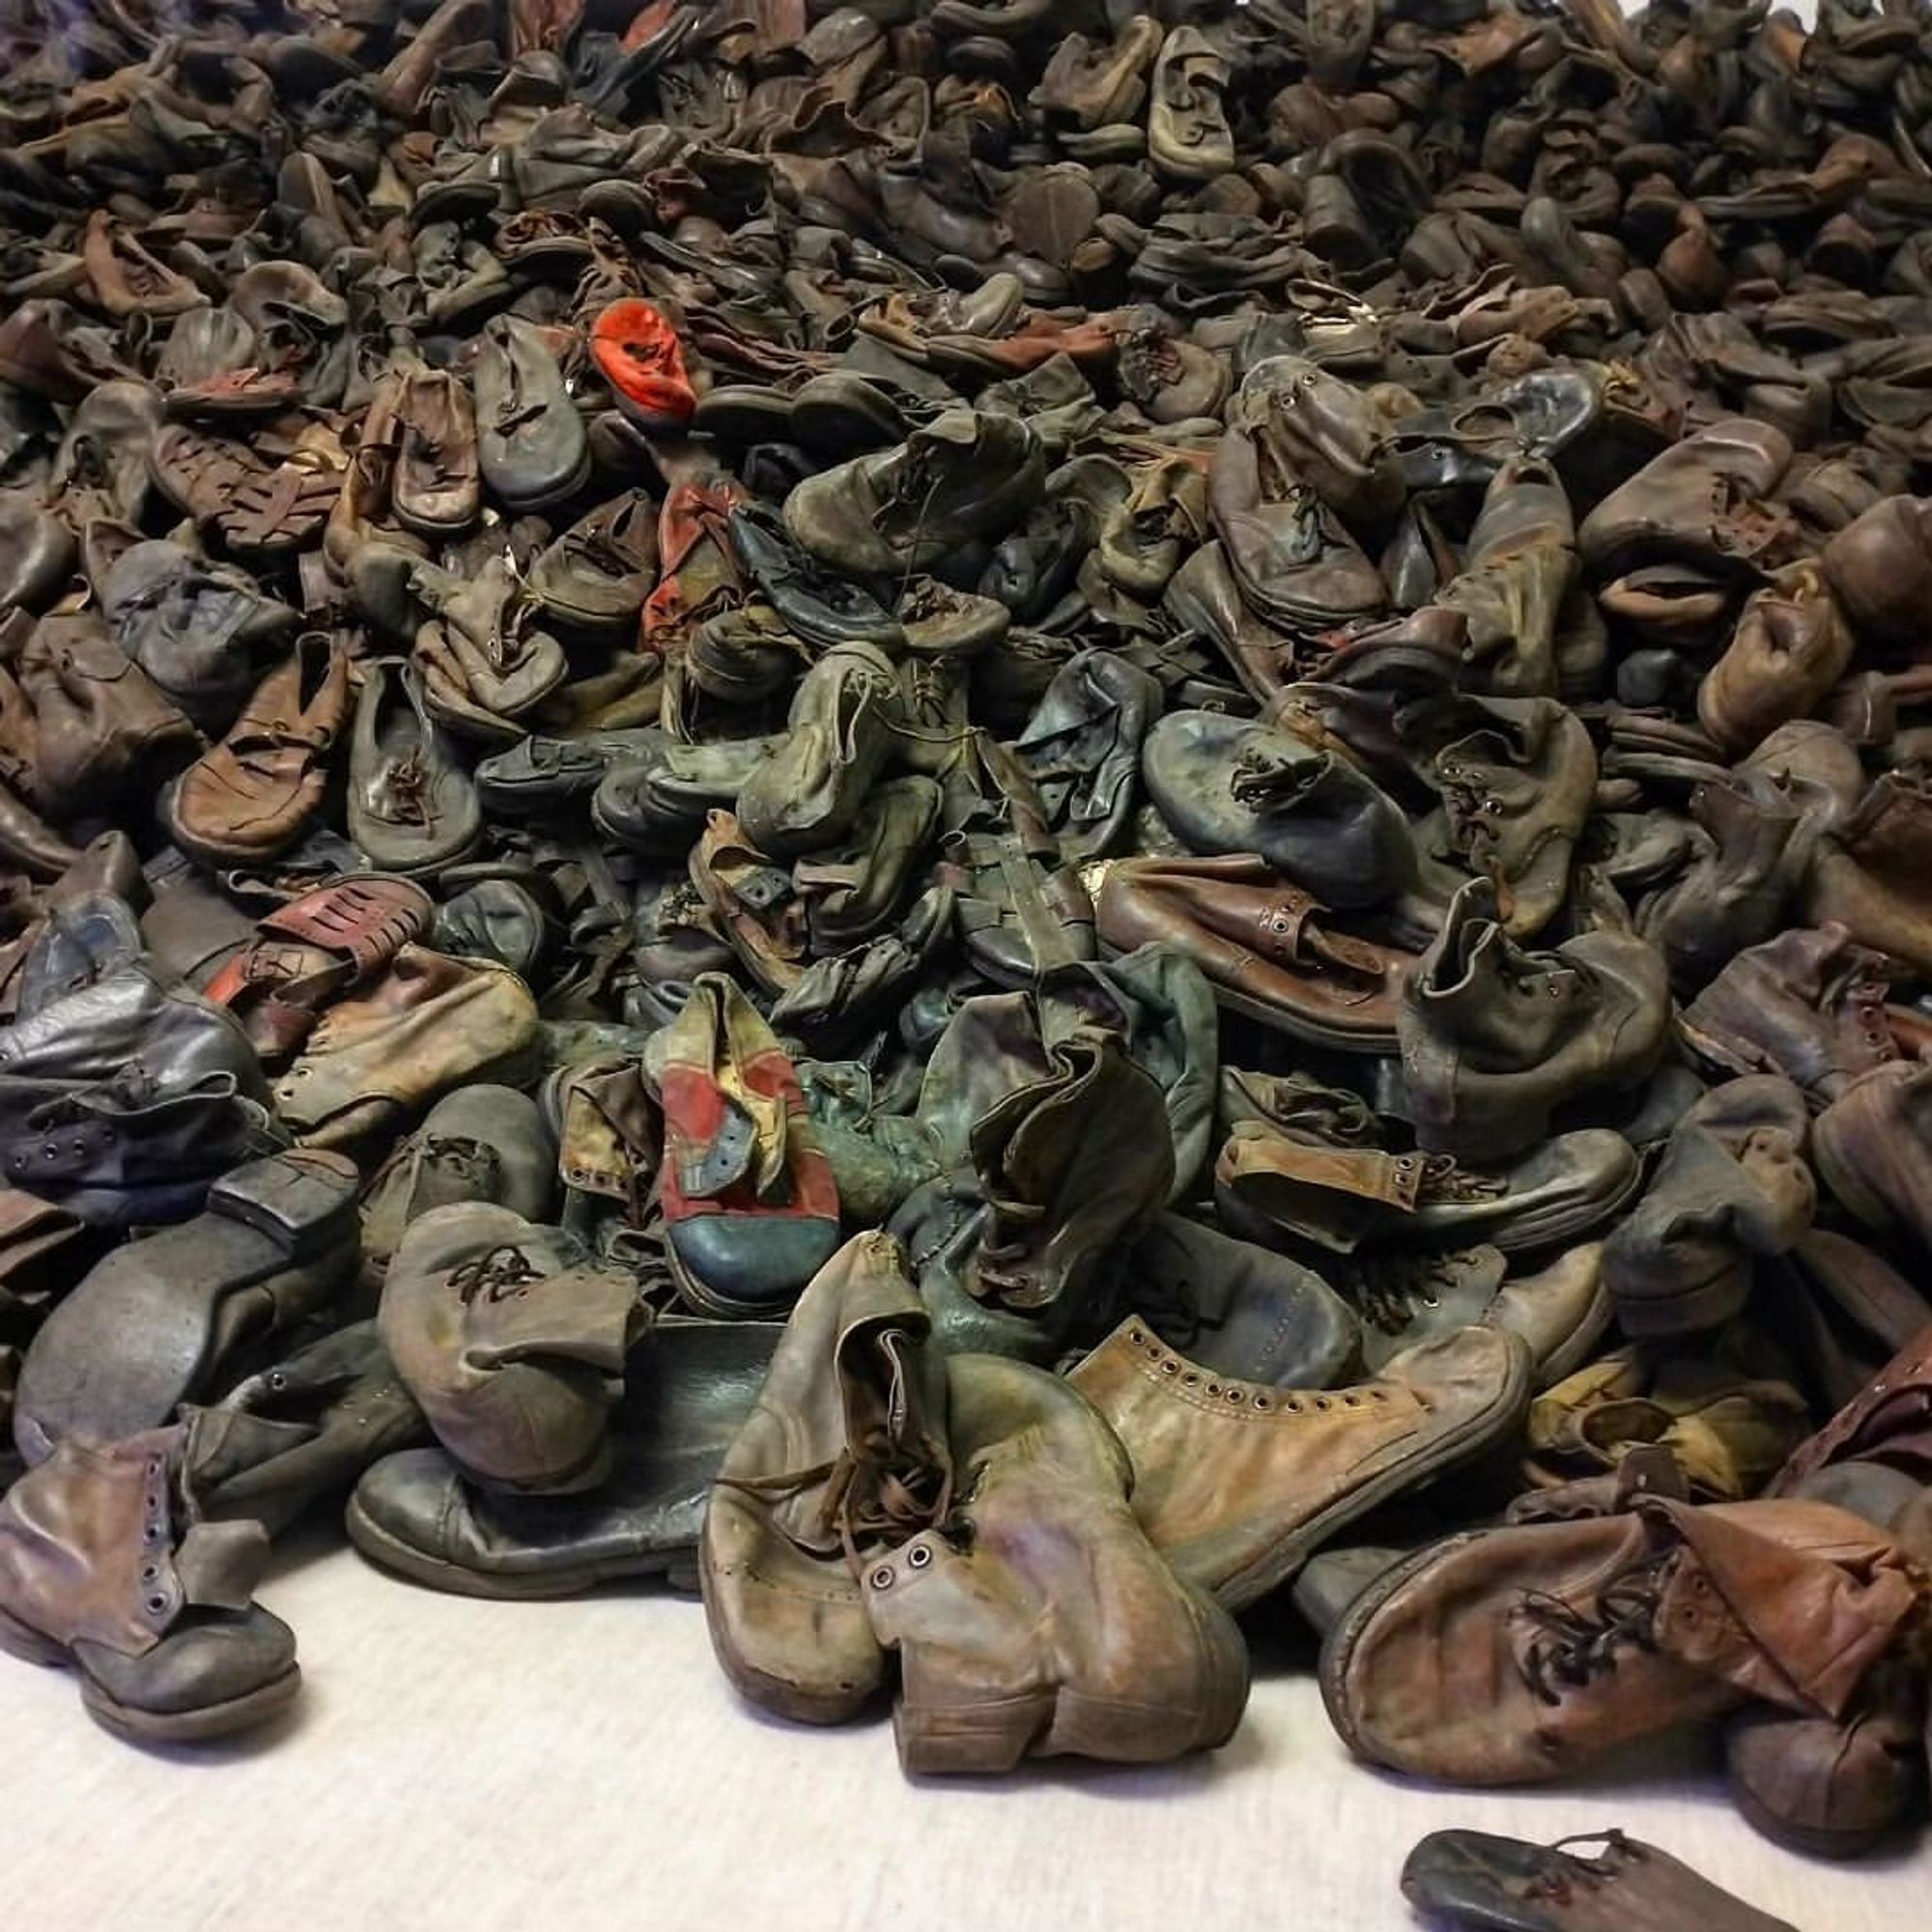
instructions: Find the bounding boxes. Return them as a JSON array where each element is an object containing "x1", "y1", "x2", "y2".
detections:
[
  {"x1": 861, "y1": 1350, "x2": 1250, "y2": 1775},
  {"x1": 348, "y1": 1320, "x2": 781, "y2": 1598},
  {"x1": 700, "y1": 1232, "x2": 952, "y2": 1725},
  {"x1": 379, "y1": 1204, "x2": 650, "y2": 1496},
  {"x1": 1321, "y1": 1493, "x2": 1923, "y2": 1784}
]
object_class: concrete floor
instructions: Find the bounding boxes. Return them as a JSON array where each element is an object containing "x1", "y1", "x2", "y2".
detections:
[{"x1": 3, "y1": 1521, "x2": 1924, "y2": 1931}]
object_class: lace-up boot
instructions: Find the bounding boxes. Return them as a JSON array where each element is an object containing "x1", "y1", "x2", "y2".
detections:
[
  {"x1": 0, "y1": 1419, "x2": 300, "y2": 1743},
  {"x1": 380, "y1": 1203, "x2": 649, "y2": 1495},
  {"x1": 700, "y1": 1231, "x2": 952, "y2": 1725},
  {"x1": 1321, "y1": 1493, "x2": 1925, "y2": 1784},
  {"x1": 1068, "y1": 1318, "x2": 1528, "y2": 1610}
]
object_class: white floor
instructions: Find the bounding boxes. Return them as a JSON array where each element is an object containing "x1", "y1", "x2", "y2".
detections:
[{"x1": 1, "y1": 1523, "x2": 1923, "y2": 1931}]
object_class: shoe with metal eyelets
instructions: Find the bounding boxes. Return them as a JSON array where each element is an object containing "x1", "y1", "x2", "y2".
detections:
[
  {"x1": 1320, "y1": 1494, "x2": 1924, "y2": 1785},
  {"x1": 0, "y1": 1425, "x2": 299, "y2": 1744},
  {"x1": 1067, "y1": 1319, "x2": 1530, "y2": 1610},
  {"x1": 860, "y1": 1350, "x2": 1249, "y2": 1776}
]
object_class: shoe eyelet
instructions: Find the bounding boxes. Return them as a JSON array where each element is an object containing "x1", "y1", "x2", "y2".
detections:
[
  {"x1": 1160, "y1": 1359, "x2": 1179, "y2": 1375},
  {"x1": 907, "y1": 1544, "x2": 931, "y2": 1570},
  {"x1": 1127, "y1": 1329, "x2": 1145, "y2": 1346},
  {"x1": 1253, "y1": 1395, "x2": 1270, "y2": 1411},
  {"x1": 1206, "y1": 1381, "x2": 1221, "y2": 1396},
  {"x1": 869, "y1": 1566, "x2": 894, "y2": 1590},
  {"x1": 1183, "y1": 1372, "x2": 1200, "y2": 1385},
  {"x1": 1225, "y1": 1388, "x2": 1243, "y2": 1405},
  {"x1": 1314, "y1": 1396, "x2": 1331, "y2": 1410},
  {"x1": 146, "y1": 1595, "x2": 167, "y2": 1614}
]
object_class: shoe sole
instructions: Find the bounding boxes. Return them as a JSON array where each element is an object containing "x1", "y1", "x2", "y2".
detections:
[
  {"x1": 1317, "y1": 1528, "x2": 1489, "y2": 1768},
  {"x1": 343, "y1": 1495, "x2": 697, "y2": 1601},
  {"x1": 0, "y1": 1604, "x2": 301, "y2": 1744},
  {"x1": 1215, "y1": 1334, "x2": 1531, "y2": 1613}
]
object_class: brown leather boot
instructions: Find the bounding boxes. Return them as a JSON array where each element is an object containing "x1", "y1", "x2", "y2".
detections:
[
  {"x1": 861, "y1": 1350, "x2": 1250, "y2": 1774},
  {"x1": 1400, "y1": 877, "x2": 1671, "y2": 1160},
  {"x1": 1321, "y1": 1494, "x2": 1923, "y2": 1784},
  {"x1": 700, "y1": 1232, "x2": 952, "y2": 1726},
  {"x1": 1725, "y1": 1656, "x2": 1927, "y2": 1859},
  {"x1": 1812, "y1": 1060, "x2": 1932, "y2": 1248},
  {"x1": 0, "y1": 1425, "x2": 299, "y2": 1743},
  {"x1": 379, "y1": 1204, "x2": 648, "y2": 1495},
  {"x1": 1096, "y1": 852, "x2": 1413, "y2": 1051},
  {"x1": 270, "y1": 946, "x2": 539, "y2": 1148},
  {"x1": 1068, "y1": 1318, "x2": 1529, "y2": 1609},
  {"x1": 1680, "y1": 922, "x2": 1896, "y2": 1101},
  {"x1": 1806, "y1": 765, "x2": 1932, "y2": 980},
  {"x1": 1697, "y1": 559, "x2": 1854, "y2": 756}
]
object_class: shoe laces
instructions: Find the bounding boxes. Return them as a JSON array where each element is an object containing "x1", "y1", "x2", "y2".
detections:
[
  {"x1": 374, "y1": 751, "x2": 432, "y2": 826},
  {"x1": 1229, "y1": 745, "x2": 1321, "y2": 810},
  {"x1": 1413, "y1": 1153, "x2": 1508, "y2": 1206},
  {"x1": 447, "y1": 1242, "x2": 543, "y2": 1305},
  {"x1": 716, "y1": 1330, "x2": 953, "y2": 1567},
  {"x1": 1529, "y1": 1833, "x2": 1642, "y2": 1902},
  {"x1": 1517, "y1": 1552, "x2": 1672, "y2": 1705}
]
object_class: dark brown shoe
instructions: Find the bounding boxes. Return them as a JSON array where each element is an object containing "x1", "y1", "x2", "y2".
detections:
[{"x1": 1097, "y1": 853, "x2": 1412, "y2": 1052}]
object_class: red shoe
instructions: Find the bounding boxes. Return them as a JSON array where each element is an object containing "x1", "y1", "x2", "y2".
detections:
[
  {"x1": 591, "y1": 298, "x2": 696, "y2": 430},
  {"x1": 651, "y1": 974, "x2": 840, "y2": 1319}
]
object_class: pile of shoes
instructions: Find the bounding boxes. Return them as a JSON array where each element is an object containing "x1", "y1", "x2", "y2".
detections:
[{"x1": 0, "y1": 0, "x2": 1931, "y2": 1881}]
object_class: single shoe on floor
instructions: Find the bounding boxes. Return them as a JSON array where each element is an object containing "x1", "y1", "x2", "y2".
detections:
[
  {"x1": 0, "y1": 1424, "x2": 299, "y2": 1744},
  {"x1": 1399, "y1": 1827, "x2": 1798, "y2": 1932}
]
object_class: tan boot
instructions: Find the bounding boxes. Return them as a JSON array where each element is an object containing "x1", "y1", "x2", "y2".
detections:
[
  {"x1": 270, "y1": 946, "x2": 539, "y2": 1147},
  {"x1": 1068, "y1": 1319, "x2": 1529, "y2": 1609}
]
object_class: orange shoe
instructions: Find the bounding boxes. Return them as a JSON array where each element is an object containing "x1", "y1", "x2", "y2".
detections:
[{"x1": 591, "y1": 298, "x2": 696, "y2": 430}]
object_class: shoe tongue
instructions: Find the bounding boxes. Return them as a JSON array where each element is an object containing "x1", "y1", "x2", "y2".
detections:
[
  {"x1": 915, "y1": 410, "x2": 978, "y2": 451},
  {"x1": 173, "y1": 1518, "x2": 271, "y2": 1611}
]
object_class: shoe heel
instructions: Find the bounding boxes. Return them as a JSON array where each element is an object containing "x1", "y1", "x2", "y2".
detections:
[
  {"x1": 0, "y1": 1603, "x2": 69, "y2": 1667},
  {"x1": 892, "y1": 1692, "x2": 1053, "y2": 1776}
]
